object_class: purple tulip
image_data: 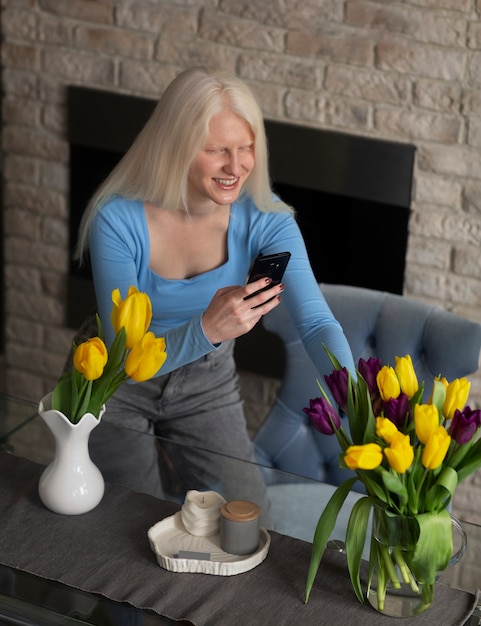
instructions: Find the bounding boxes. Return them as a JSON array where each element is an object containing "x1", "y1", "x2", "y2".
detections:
[
  {"x1": 324, "y1": 367, "x2": 349, "y2": 413},
  {"x1": 303, "y1": 397, "x2": 341, "y2": 435},
  {"x1": 449, "y1": 406, "x2": 481, "y2": 444},
  {"x1": 358, "y1": 357, "x2": 382, "y2": 397},
  {"x1": 383, "y1": 393, "x2": 412, "y2": 430}
]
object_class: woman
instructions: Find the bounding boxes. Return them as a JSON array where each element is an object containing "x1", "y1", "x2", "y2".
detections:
[{"x1": 75, "y1": 67, "x2": 355, "y2": 515}]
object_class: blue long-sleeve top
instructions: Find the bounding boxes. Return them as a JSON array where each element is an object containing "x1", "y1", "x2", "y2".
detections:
[{"x1": 89, "y1": 195, "x2": 356, "y2": 379}]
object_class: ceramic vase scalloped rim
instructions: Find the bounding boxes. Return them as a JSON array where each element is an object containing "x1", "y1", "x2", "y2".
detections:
[{"x1": 37, "y1": 391, "x2": 106, "y2": 515}]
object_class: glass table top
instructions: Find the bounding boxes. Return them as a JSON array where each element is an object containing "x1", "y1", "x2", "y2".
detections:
[
  {"x1": 1, "y1": 394, "x2": 480, "y2": 625},
  {"x1": 0, "y1": 394, "x2": 38, "y2": 449}
]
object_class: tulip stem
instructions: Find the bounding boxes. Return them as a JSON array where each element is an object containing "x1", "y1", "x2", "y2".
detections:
[
  {"x1": 418, "y1": 582, "x2": 435, "y2": 613},
  {"x1": 393, "y1": 547, "x2": 410, "y2": 584},
  {"x1": 376, "y1": 561, "x2": 387, "y2": 612},
  {"x1": 72, "y1": 377, "x2": 92, "y2": 424},
  {"x1": 393, "y1": 547, "x2": 419, "y2": 592},
  {"x1": 380, "y1": 545, "x2": 401, "y2": 589},
  {"x1": 414, "y1": 469, "x2": 429, "y2": 514}
]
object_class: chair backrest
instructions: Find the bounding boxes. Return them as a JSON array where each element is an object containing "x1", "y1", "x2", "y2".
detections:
[{"x1": 253, "y1": 284, "x2": 481, "y2": 485}]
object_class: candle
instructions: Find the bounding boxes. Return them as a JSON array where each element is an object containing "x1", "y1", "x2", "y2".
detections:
[
  {"x1": 220, "y1": 500, "x2": 260, "y2": 555},
  {"x1": 180, "y1": 490, "x2": 225, "y2": 537}
]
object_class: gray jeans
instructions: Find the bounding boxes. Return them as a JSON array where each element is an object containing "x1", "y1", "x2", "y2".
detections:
[{"x1": 89, "y1": 339, "x2": 273, "y2": 525}]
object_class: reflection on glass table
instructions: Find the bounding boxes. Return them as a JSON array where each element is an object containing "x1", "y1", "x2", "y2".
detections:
[
  {"x1": 9, "y1": 410, "x2": 366, "y2": 541},
  {"x1": 0, "y1": 394, "x2": 38, "y2": 451},
  {"x1": 4, "y1": 396, "x2": 481, "y2": 625},
  {"x1": 0, "y1": 564, "x2": 178, "y2": 626}
]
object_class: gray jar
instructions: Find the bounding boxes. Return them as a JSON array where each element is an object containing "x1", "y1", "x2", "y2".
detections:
[{"x1": 220, "y1": 500, "x2": 260, "y2": 555}]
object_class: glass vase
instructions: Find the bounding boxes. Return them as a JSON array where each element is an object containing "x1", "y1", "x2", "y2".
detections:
[{"x1": 367, "y1": 505, "x2": 467, "y2": 618}]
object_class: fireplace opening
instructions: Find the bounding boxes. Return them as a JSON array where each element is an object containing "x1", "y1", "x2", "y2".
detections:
[
  {"x1": 68, "y1": 87, "x2": 415, "y2": 373},
  {"x1": 272, "y1": 182, "x2": 409, "y2": 293}
]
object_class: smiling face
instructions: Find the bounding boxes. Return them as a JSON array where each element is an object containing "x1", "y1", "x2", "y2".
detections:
[{"x1": 187, "y1": 108, "x2": 255, "y2": 212}]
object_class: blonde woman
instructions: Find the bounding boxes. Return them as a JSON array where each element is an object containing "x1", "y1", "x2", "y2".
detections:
[{"x1": 75, "y1": 67, "x2": 355, "y2": 515}]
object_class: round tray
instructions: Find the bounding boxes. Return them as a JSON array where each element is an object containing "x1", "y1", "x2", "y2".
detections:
[{"x1": 148, "y1": 511, "x2": 270, "y2": 576}]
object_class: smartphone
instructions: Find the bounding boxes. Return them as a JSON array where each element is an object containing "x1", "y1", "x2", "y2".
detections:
[{"x1": 244, "y1": 251, "x2": 291, "y2": 304}]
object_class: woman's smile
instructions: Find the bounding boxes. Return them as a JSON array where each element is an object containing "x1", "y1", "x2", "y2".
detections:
[{"x1": 214, "y1": 177, "x2": 239, "y2": 188}]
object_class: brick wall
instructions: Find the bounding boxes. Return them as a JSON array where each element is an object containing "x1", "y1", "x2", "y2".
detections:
[{"x1": 2, "y1": 0, "x2": 481, "y2": 518}]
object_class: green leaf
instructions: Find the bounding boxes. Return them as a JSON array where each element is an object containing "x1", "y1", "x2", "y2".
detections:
[
  {"x1": 430, "y1": 379, "x2": 446, "y2": 417},
  {"x1": 447, "y1": 439, "x2": 473, "y2": 469},
  {"x1": 367, "y1": 478, "x2": 392, "y2": 505},
  {"x1": 88, "y1": 370, "x2": 127, "y2": 417},
  {"x1": 347, "y1": 382, "x2": 363, "y2": 444},
  {"x1": 409, "y1": 382, "x2": 425, "y2": 413},
  {"x1": 322, "y1": 344, "x2": 342, "y2": 370},
  {"x1": 381, "y1": 468, "x2": 408, "y2": 510},
  {"x1": 315, "y1": 378, "x2": 332, "y2": 402},
  {"x1": 406, "y1": 510, "x2": 453, "y2": 584},
  {"x1": 456, "y1": 455, "x2": 481, "y2": 484},
  {"x1": 71, "y1": 376, "x2": 91, "y2": 423},
  {"x1": 359, "y1": 379, "x2": 376, "y2": 442},
  {"x1": 103, "y1": 326, "x2": 127, "y2": 377},
  {"x1": 71, "y1": 366, "x2": 82, "y2": 417},
  {"x1": 95, "y1": 312, "x2": 104, "y2": 339},
  {"x1": 354, "y1": 468, "x2": 388, "y2": 504},
  {"x1": 305, "y1": 477, "x2": 358, "y2": 603},
  {"x1": 51, "y1": 375, "x2": 72, "y2": 413},
  {"x1": 453, "y1": 438, "x2": 481, "y2": 482},
  {"x1": 345, "y1": 496, "x2": 373, "y2": 604},
  {"x1": 425, "y1": 466, "x2": 457, "y2": 510}
]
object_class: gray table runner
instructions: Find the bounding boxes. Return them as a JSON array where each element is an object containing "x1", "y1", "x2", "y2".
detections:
[{"x1": 0, "y1": 452, "x2": 478, "y2": 626}]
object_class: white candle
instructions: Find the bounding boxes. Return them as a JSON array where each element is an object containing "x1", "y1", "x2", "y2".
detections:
[{"x1": 181, "y1": 490, "x2": 225, "y2": 536}]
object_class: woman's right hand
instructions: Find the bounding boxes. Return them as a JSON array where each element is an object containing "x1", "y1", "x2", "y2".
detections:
[{"x1": 201, "y1": 277, "x2": 285, "y2": 345}]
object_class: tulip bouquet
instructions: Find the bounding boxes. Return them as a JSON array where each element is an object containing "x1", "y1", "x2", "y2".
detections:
[
  {"x1": 52, "y1": 286, "x2": 167, "y2": 424},
  {"x1": 303, "y1": 348, "x2": 481, "y2": 614}
]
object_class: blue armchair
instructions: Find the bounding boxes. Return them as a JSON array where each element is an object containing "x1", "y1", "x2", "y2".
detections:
[{"x1": 253, "y1": 283, "x2": 481, "y2": 486}]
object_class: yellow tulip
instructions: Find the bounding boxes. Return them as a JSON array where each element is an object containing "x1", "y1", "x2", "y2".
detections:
[
  {"x1": 421, "y1": 426, "x2": 451, "y2": 470},
  {"x1": 125, "y1": 332, "x2": 167, "y2": 382},
  {"x1": 73, "y1": 337, "x2": 108, "y2": 381},
  {"x1": 443, "y1": 377, "x2": 470, "y2": 420},
  {"x1": 395, "y1": 355, "x2": 419, "y2": 399},
  {"x1": 376, "y1": 366, "x2": 401, "y2": 402},
  {"x1": 414, "y1": 403, "x2": 440, "y2": 444},
  {"x1": 384, "y1": 432, "x2": 414, "y2": 474},
  {"x1": 344, "y1": 443, "x2": 383, "y2": 470},
  {"x1": 111, "y1": 286, "x2": 153, "y2": 349},
  {"x1": 376, "y1": 417, "x2": 399, "y2": 444}
]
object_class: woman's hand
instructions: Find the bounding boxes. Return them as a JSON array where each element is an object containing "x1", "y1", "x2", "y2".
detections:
[{"x1": 201, "y1": 277, "x2": 284, "y2": 345}]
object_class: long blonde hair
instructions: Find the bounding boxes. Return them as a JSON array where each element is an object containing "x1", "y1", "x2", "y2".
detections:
[{"x1": 75, "y1": 67, "x2": 293, "y2": 261}]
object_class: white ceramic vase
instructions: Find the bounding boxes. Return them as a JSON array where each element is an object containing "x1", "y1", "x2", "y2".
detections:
[{"x1": 38, "y1": 392, "x2": 105, "y2": 515}]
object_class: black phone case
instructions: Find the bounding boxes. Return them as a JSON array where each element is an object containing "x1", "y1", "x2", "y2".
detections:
[{"x1": 245, "y1": 252, "x2": 291, "y2": 302}]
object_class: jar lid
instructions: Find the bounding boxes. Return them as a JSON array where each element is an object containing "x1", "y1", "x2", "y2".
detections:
[{"x1": 220, "y1": 500, "x2": 260, "y2": 522}]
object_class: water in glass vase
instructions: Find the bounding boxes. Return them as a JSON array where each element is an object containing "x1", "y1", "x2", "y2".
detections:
[
  {"x1": 366, "y1": 506, "x2": 467, "y2": 618},
  {"x1": 367, "y1": 558, "x2": 433, "y2": 617}
]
